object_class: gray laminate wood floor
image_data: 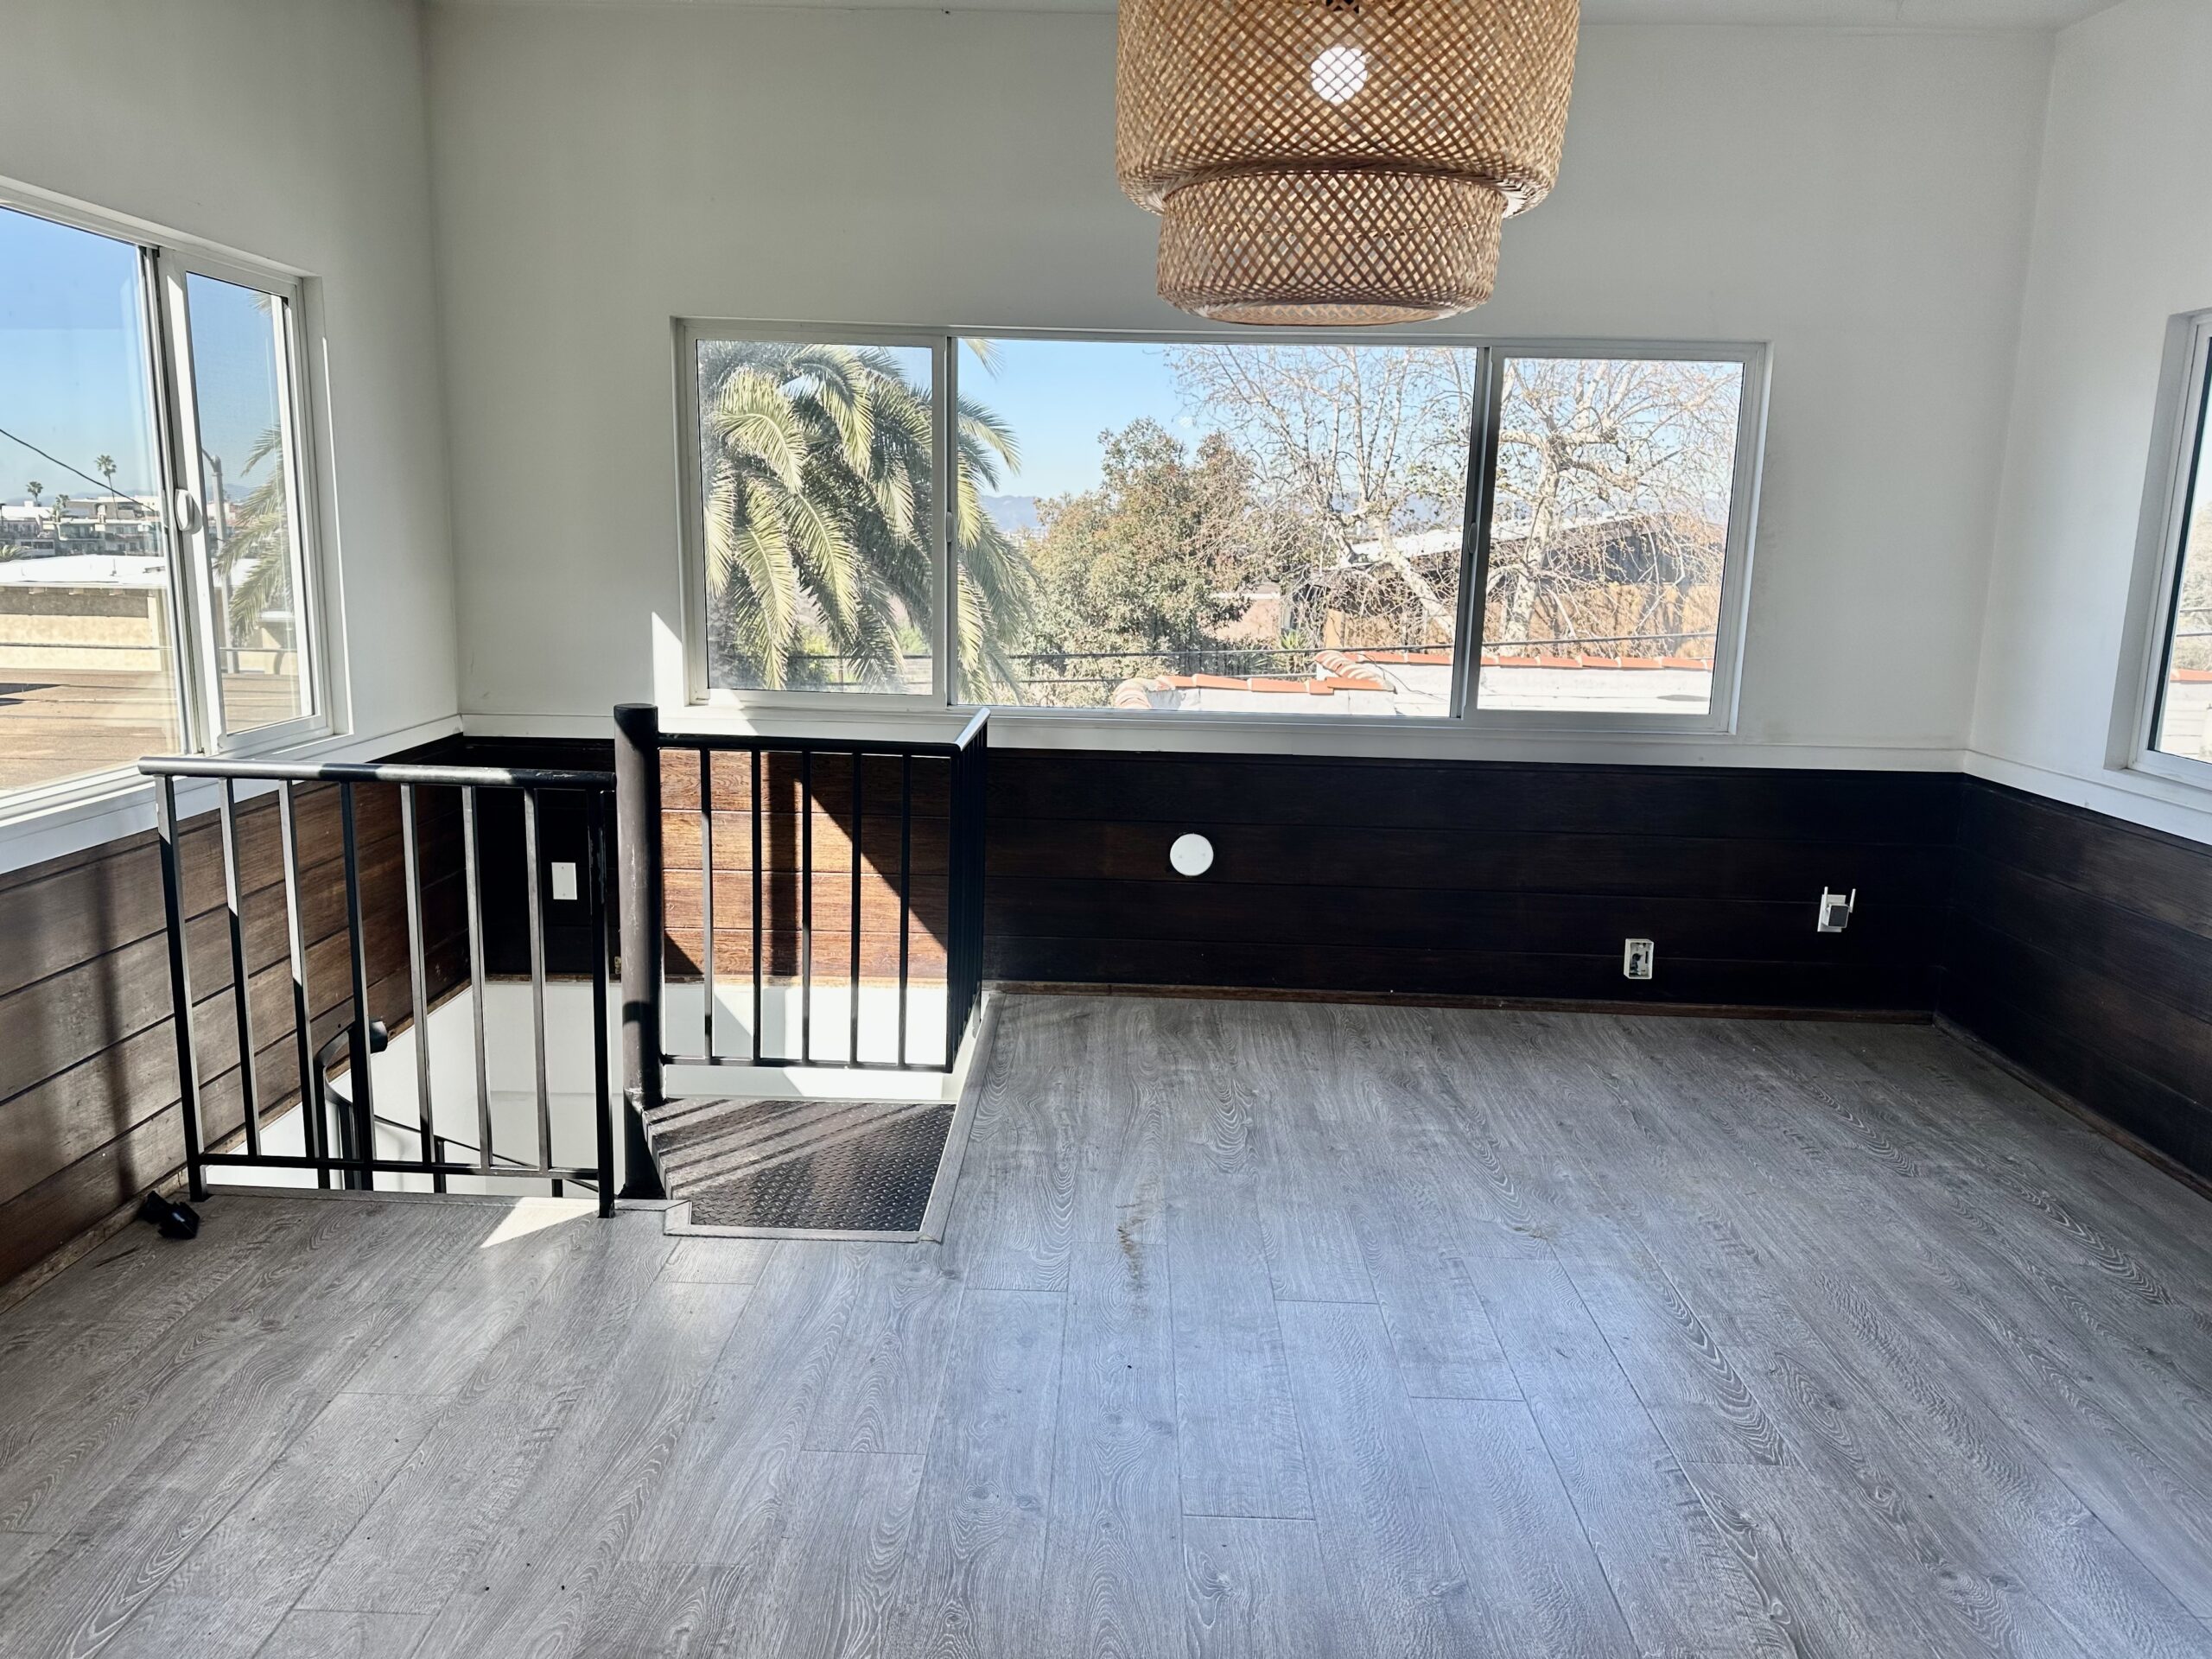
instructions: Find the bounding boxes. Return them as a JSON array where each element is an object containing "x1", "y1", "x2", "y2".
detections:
[{"x1": 3, "y1": 993, "x2": 2212, "y2": 1658}]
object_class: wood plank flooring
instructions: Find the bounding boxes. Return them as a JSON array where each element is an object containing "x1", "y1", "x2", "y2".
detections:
[{"x1": 3, "y1": 991, "x2": 2212, "y2": 1657}]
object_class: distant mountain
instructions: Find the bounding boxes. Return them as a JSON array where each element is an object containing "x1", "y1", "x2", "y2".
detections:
[{"x1": 982, "y1": 495, "x2": 1040, "y2": 535}]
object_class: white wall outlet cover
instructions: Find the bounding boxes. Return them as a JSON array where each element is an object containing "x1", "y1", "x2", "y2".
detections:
[
  {"x1": 551, "y1": 861, "x2": 578, "y2": 902},
  {"x1": 1168, "y1": 833, "x2": 1214, "y2": 877}
]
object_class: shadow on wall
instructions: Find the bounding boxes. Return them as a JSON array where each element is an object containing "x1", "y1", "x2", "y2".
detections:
[{"x1": 657, "y1": 747, "x2": 954, "y2": 987}]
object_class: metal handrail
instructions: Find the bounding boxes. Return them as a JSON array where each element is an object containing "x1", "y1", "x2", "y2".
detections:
[
  {"x1": 139, "y1": 751, "x2": 619, "y2": 1213},
  {"x1": 140, "y1": 755, "x2": 614, "y2": 790}
]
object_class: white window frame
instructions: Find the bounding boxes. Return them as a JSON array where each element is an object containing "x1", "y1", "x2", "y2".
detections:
[
  {"x1": 671, "y1": 320, "x2": 1769, "y2": 737},
  {"x1": 158, "y1": 245, "x2": 327, "y2": 755},
  {"x1": 2123, "y1": 308, "x2": 2212, "y2": 790},
  {"x1": 675, "y1": 319, "x2": 951, "y2": 713},
  {"x1": 0, "y1": 182, "x2": 332, "y2": 825},
  {"x1": 1466, "y1": 340, "x2": 1768, "y2": 736}
]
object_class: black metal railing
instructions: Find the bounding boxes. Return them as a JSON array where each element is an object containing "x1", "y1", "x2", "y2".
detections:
[
  {"x1": 139, "y1": 754, "x2": 620, "y2": 1215},
  {"x1": 612, "y1": 702, "x2": 988, "y2": 1150}
]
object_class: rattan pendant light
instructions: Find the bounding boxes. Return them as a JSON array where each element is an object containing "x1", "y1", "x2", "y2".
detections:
[{"x1": 1116, "y1": 0, "x2": 1580, "y2": 325}]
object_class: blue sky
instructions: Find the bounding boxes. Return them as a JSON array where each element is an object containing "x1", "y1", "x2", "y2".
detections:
[
  {"x1": 2, "y1": 204, "x2": 281, "y2": 504},
  {"x1": 959, "y1": 337, "x2": 1207, "y2": 499}
]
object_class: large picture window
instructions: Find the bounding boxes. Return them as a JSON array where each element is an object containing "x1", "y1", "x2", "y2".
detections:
[
  {"x1": 677, "y1": 324, "x2": 1764, "y2": 729},
  {"x1": 0, "y1": 197, "x2": 322, "y2": 809}
]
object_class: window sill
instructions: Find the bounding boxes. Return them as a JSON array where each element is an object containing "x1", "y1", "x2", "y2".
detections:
[
  {"x1": 0, "y1": 772, "x2": 169, "y2": 878},
  {"x1": 0, "y1": 714, "x2": 460, "y2": 878},
  {"x1": 641, "y1": 698, "x2": 1955, "y2": 773},
  {"x1": 2127, "y1": 748, "x2": 2212, "y2": 793}
]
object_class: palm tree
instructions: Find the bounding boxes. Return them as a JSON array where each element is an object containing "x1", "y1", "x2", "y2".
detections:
[
  {"x1": 95, "y1": 455, "x2": 116, "y2": 493},
  {"x1": 24, "y1": 481, "x2": 41, "y2": 507},
  {"x1": 211, "y1": 429, "x2": 294, "y2": 646},
  {"x1": 696, "y1": 341, "x2": 1034, "y2": 693}
]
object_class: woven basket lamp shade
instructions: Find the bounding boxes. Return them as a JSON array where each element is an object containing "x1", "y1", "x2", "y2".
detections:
[{"x1": 1116, "y1": 0, "x2": 1580, "y2": 325}]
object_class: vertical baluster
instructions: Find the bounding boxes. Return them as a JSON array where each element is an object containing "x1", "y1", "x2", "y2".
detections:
[
  {"x1": 524, "y1": 787, "x2": 553, "y2": 1184},
  {"x1": 963, "y1": 737, "x2": 976, "y2": 1046},
  {"x1": 979, "y1": 730, "x2": 990, "y2": 1030},
  {"x1": 339, "y1": 781, "x2": 376, "y2": 1188},
  {"x1": 154, "y1": 776, "x2": 208, "y2": 1201},
  {"x1": 944, "y1": 748, "x2": 961, "y2": 1071},
  {"x1": 849, "y1": 752, "x2": 863, "y2": 1065},
  {"x1": 700, "y1": 746, "x2": 716, "y2": 1061},
  {"x1": 800, "y1": 748, "x2": 814, "y2": 1064},
  {"x1": 463, "y1": 785, "x2": 494, "y2": 1173},
  {"x1": 276, "y1": 781, "x2": 324, "y2": 1188},
  {"x1": 971, "y1": 725, "x2": 988, "y2": 1046},
  {"x1": 216, "y1": 779, "x2": 261, "y2": 1158},
  {"x1": 611, "y1": 702, "x2": 666, "y2": 1200},
  {"x1": 589, "y1": 790, "x2": 615, "y2": 1217},
  {"x1": 399, "y1": 784, "x2": 442, "y2": 1192},
  {"x1": 898, "y1": 753, "x2": 912, "y2": 1070},
  {"x1": 750, "y1": 746, "x2": 763, "y2": 1067}
]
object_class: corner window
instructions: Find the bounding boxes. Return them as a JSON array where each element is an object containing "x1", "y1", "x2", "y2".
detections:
[
  {"x1": 676, "y1": 323, "x2": 1764, "y2": 731},
  {"x1": 2140, "y1": 313, "x2": 2212, "y2": 775},
  {"x1": 0, "y1": 197, "x2": 323, "y2": 810}
]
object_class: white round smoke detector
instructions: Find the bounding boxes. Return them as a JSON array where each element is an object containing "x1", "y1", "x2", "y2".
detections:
[{"x1": 1169, "y1": 833, "x2": 1214, "y2": 877}]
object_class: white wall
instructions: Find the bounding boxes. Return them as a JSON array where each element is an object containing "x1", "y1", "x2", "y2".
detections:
[
  {"x1": 1, "y1": 0, "x2": 461, "y2": 867},
  {"x1": 1970, "y1": 0, "x2": 2212, "y2": 843},
  {"x1": 425, "y1": 7, "x2": 2050, "y2": 768}
]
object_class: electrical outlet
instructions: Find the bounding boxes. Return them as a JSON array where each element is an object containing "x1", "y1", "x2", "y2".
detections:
[
  {"x1": 551, "y1": 861, "x2": 578, "y2": 902},
  {"x1": 1623, "y1": 938, "x2": 1655, "y2": 980}
]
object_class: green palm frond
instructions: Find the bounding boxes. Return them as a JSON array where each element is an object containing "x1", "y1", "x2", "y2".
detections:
[
  {"x1": 696, "y1": 339, "x2": 1039, "y2": 693},
  {"x1": 957, "y1": 396, "x2": 1021, "y2": 482},
  {"x1": 710, "y1": 371, "x2": 807, "y2": 490},
  {"x1": 783, "y1": 474, "x2": 860, "y2": 632},
  {"x1": 213, "y1": 426, "x2": 295, "y2": 643},
  {"x1": 707, "y1": 462, "x2": 799, "y2": 686}
]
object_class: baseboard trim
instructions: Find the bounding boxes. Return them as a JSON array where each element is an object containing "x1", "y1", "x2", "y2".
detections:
[
  {"x1": 988, "y1": 979, "x2": 1933, "y2": 1024},
  {"x1": 0, "y1": 1165, "x2": 194, "y2": 1318},
  {"x1": 1936, "y1": 1014, "x2": 2212, "y2": 1205}
]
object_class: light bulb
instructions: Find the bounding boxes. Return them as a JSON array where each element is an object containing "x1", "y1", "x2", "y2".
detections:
[{"x1": 1310, "y1": 44, "x2": 1368, "y2": 105}]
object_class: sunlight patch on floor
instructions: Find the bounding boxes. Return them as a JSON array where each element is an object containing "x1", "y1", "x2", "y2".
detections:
[{"x1": 477, "y1": 1195, "x2": 598, "y2": 1249}]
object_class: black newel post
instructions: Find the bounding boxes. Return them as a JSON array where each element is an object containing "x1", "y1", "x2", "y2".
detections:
[{"x1": 613, "y1": 702, "x2": 668, "y2": 1199}]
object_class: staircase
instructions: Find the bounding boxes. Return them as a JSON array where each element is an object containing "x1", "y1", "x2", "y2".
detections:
[{"x1": 645, "y1": 1094, "x2": 961, "y2": 1235}]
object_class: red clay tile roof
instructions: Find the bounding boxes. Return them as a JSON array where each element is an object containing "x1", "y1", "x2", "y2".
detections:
[{"x1": 1110, "y1": 650, "x2": 1713, "y2": 706}]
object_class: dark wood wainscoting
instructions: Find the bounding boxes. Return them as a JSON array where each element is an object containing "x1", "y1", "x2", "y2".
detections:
[
  {"x1": 12, "y1": 737, "x2": 2210, "y2": 1291},
  {"x1": 1941, "y1": 779, "x2": 2212, "y2": 1179},
  {"x1": 0, "y1": 784, "x2": 466, "y2": 1294},
  {"x1": 985, "y1": 750, "x2": 1960, "y2": 1013},
  {"x1": 658, "y1": 747, "x2": 953, "y2": 985}
]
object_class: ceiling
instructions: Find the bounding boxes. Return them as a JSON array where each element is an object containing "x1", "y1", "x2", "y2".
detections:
[{"x1": 433, "y1": 0, "x2": 2121, "y2": 26}]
